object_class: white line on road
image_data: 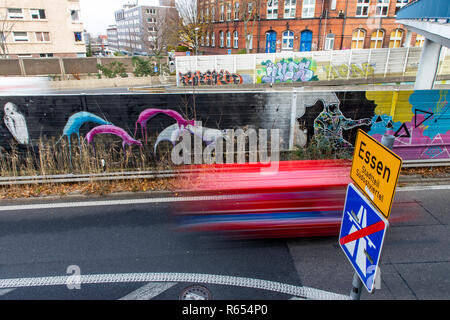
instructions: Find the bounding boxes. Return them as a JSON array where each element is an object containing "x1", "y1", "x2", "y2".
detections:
[
  {"x1": 0, "y1": 288, "x2": 16, "y2": 296},
  {"x1": 1, "y1": 185, "x2": 448, "y2": 212},
  {"x1": 397, "y1": 185, "x2": 450, "y2": 192},
  {"x1": 0, "y1": 195, "x2": 244, "y2": 212},
  {"x1": 119, "y1": 282, "x2": 177, "y2": 300},
  {"x1": 0, "y1": 272, "x2": 348, "y2": 300}
]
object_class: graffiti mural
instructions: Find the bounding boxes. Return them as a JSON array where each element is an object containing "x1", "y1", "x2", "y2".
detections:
[
  {"x1": 86, "y1": 124, "x2": 143, "y2": 153},
  {"x1": 257, "y1": 58, "x2": 319, "y2": 84},
  {"x1": 0, "y1": 91, "x2": 448, "y2": 168},
  {"x1": 313, "y1": 96, "x2": 372, "y2": 149},
  {"x1": 323, "y1": 63, "x2": 375, "y2": 79},
  {"x1": 367, "y1": 90, "x2": 450, "y2": 160},
  {"x1": 3, "y1": 102, "x2": 30, "y2": 145},
  {"x1": 179, "y1": 70, "x2": 243, "y2": 86}
]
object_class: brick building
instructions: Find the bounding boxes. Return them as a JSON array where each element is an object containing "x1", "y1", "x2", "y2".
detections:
[{"x1": 198, "y1": 0, "x2": 425, "y2": 54}]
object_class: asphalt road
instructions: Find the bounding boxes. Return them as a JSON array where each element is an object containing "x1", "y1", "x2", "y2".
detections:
[{"x1": 0, "y1": 185, "x2": 448, "y2": 301}]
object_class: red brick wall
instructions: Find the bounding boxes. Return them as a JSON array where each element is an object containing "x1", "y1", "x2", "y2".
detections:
[{"x1": 197, "y1": 0, "x2": 417, "y2": 54}]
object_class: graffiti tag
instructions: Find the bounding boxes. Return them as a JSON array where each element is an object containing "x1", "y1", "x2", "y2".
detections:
[
  {"x1": 179, "y1": 70, "x2": 243, "y2": 86},
  {"x1": 323, "y1": 63, "x2": 375, "y2": 79},
  {"x1": 259, "y1": 58, "x2": 318, "y2": 83}
]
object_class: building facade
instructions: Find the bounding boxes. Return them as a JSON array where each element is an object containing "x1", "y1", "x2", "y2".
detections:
[
  {"x1": 198, "y1": 0, "x2": 424, "y2": 55},
  {"x1": 111, "y1": 0, "x2": 178, "y2": 55},
  {"x1": 0, "y1": 0, "x2": 86, "y2": 58}
]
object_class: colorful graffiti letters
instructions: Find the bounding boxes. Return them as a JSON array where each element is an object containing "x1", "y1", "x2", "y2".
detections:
[
  {"x1": 179, "y1": 70, "x2": 243, "y2": 86},
  {"x1": 259, "y1": 58, "x2": 318, "y2": 83}
]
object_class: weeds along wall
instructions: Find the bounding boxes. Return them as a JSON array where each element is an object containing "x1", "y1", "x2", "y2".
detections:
[{"x1": 0, "y1": 90, "x2": 449, "y2": 170}]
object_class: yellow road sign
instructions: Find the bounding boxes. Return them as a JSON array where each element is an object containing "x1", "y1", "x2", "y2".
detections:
[{"x1": 350, "y1": 129, "x2": 403, "y2": 219}]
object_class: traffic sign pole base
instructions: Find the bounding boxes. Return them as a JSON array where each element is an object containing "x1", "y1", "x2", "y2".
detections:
[{"x1": 350, "y1": 272, "x2": 363, "y2": 300}]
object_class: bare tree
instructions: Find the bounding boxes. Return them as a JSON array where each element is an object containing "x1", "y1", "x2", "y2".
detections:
[
  {"x1": 0, "y1": 11, "x2": 15, "y2": 58},
  {"x1": 239, "y1": 0, "x2": 262, "y2": 54},
  {"x1": 144, "y1": 6, "x2": 179, "y2": 56},
  {"x1": 175, "y1": 0, "x2": 211, "y2": 54}
]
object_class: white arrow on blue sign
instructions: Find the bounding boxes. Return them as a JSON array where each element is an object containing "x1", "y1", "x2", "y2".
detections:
[{"x1": 339, "y1": 183, "x2": 389, "y2": 293}]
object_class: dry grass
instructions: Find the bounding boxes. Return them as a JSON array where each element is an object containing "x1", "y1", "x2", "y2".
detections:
[{"x1": 0, "y1": 178, "x2": 176, "y2": 200}]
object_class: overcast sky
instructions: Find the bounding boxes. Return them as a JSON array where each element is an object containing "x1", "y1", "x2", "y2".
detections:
[{"x1": 79, "y1": 0, "x2": 160, "y2": 36}]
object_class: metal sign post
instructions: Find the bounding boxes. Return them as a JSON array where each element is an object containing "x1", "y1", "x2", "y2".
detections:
[{"x1": 344, "y1": 133, "x2": 401, "y2": 299}]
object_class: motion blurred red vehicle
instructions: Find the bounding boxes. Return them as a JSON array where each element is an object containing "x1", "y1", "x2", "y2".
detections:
[{"x1": 172, "y1": 160, "x2": 354, "y2": 239}]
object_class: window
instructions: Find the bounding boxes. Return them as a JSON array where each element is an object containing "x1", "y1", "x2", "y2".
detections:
[
  {"x1": 284, "y1": 0, "x2": 296, "y2": 18},
  {"x1": 40, "y1": 53, "x2": 53, "y2": 58},
  {"x1": 212, "y1": 6, "x2": 215, "y2": 22},
  {"x1": 74, "y1": 32, "x2": 83, "y2": 42},
  {"x1": 226, "y1": 31, "x2": 231, "y2": 47},
  {"x1": 206, "y1": 7, "x2": 209, "y2": 21},
  {"x1": 415, "y1": 34, "x2": 425, "y2": 47},
  {"x1": 282, "y1": 30, "x2": 294, "y2": 49},
  {"x1": 331, "y1": 0, "x2": 337, "y2": 10},
  {"x1": 389, "y1": 29, "x2": 403, "y2": 48},
  {"x1": 8, "y1": 8, "x2": 23, "y2": 19},
  {"x1": 35, "y1": 32, "x2": 50, "y2": 42},
  {"x1": 234, "y1": 2, "x2": 239, "y2": 20},
  {"x1": 356, "y1": 0, "x2": 370, "y2": 17},
  {"x1": 146, "y1": 9, "x2": 156, "y2": 14},
  {"x1": 370, "y1": 29, "x2": 384, "y2": 48},
  {"x1": 211, "y1": 32, "x2": 215, "y2": 47},
  {"x1": 201, "y1": 35, "x2": 204, "y2": 46},
  {"x1": 220, "y1": 31, "x2": 224, "y2": 47},
  {"x1": 206, "y1": 32, "x2": 210, "y2": 46},
  {"x1": 376, "y1": 0, "x2": 389, "y2": 17},
  {"x1": 70, "y1": 10, "x2": 80, "y2": 21},
  {"x1": 302, "y1": 0, "x2": 316, "y2": 18},
  {"x1": 267, "y1": 0, "x2": 278, "y2": 19},
  {"x1": 226, "y1": 3, "x2": 232, "y2": 20},
  {"x1": 324, "y1": 33, "x2": 334, "y2": 50},
  {"x1": 0, "y1": 32, "x2": 5, "y2": 43},
  {"x1": 220, "y1": 4, "x2": 225, "y2": 21},
  {"x1": 31, "y1": 9, "x2": 46, "y2": 20},
  {"x1": 13, "y1": 32, "x2": 28, "y2": 42},
  {"x1": 233, "y1": 30, "x2": 238, "y2": 48},
  {"x1": 395, "y1": 0, "x2": 409, "y2": 15},
  {"x1": 351, "y1": 29, "x2": 365, "y2": 49}
]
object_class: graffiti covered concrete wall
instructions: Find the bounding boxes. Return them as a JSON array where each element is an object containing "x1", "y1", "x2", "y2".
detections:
[
  {"x1": 0, "y1": 90, "x2": 448, "y2": 163},
  {"x1": 176, "y1": 47, "x2": 450, "y2": 86}
]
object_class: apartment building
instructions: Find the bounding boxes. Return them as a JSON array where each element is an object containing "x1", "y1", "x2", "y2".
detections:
[
  {"x1": 110, "y1": 0, "x2": 178, "y2": 55},
  {"x1": 0, "y1": 0, "x2": 86, "y2": 58},
  {"x1": 198, "y1": 0, "x2": 423, "y2": 54}
]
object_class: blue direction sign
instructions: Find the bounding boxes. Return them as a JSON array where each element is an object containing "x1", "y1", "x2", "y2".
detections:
[{"x1": 339, "y1": 183, "x2": 389, "y2": 293}]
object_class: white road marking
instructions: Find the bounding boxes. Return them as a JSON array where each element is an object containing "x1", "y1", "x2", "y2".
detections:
[
  {"x1": 1, "y1": 184, "x2": 448, "y2": 213},
  {"x1": 119, "y1": 282, "x2": 176, "y2": 300},
  {"x1": 0, "y1": 272, "x2": 348, "y2": 300},
  {"x1": 397, "y1": 185, "x2": 450, "y2": 192},
  {"x1": 0, "y1": 288, "x2": 16, "y2": 296},
  {"x1": 0, "y1": 195, "x2": 244, "y2": 212}
]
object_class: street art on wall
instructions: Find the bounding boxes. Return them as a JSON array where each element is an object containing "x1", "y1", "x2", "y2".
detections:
[
  {"x1": 0, "y1": 90, "x2": 448, "y2": 165},
  {"x1": 86, "y1": 124, "x2": 143, "y2": 153},
  {"x1": 367, "y1": 90, "x2": 450, "y2": 160},
  {"x1": 257, "y1": 58, "x2": 319, "y2": 84},
  {"x1": 322, "y1": 63, "x2": 375, "y2": 79},
  {"x1": 3, "y1": 102, "x2": 29, "y2": 145},
  {"x1": 312, "y1": 95, "x2": 372, "y2": 149},
  {"x1": 179, "y1": 70, "x2": 243, "y2": 86},
  {"x1": 135, "y1": 108, "x2": 195, "y2": 143}
]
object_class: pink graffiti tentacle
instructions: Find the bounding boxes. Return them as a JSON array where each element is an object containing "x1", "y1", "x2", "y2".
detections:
[{"x1": 86, "y1": 125, "x2": 143, "y2": 154}]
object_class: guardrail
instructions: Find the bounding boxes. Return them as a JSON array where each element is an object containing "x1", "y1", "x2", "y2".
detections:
[{"x1": 0, "y1": 159, "x2": 448, "y2": 186}]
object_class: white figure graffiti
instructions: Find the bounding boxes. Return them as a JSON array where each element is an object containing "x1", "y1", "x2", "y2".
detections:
[{"x1": 3, "y1": 102, "x2": 30, "y2": 145}]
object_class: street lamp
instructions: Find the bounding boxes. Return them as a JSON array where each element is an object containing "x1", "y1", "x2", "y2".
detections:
[{"x1": 194, "y1": 27, "x2": 200, "y2": 55}]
